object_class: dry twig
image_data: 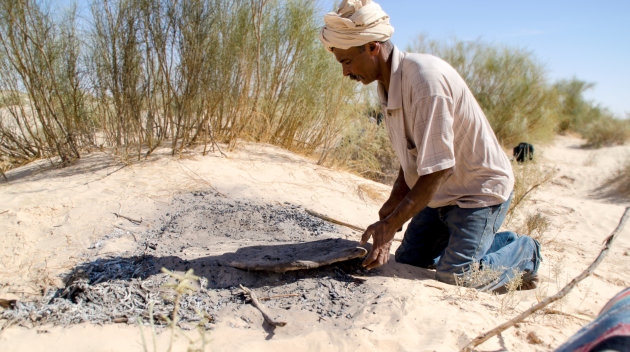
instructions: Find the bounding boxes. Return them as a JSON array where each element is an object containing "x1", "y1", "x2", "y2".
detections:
[
  {"x1": 461, "y1": 206, "x2": 629, "y2": 352},
  {"x1": 306, "y1": 209, "x2": 365, "y2": 232},
  {"x1": 306, "y1": 209, "x2": 403, "y2": 242},
  {"x1": 113, "y1": 212, "x2": 142, "y2": 225},
  {"x1": 260, "y1": 293, "x2": 300, "y2": 301},
  {"x1": 239, "y1": 285, "x2": 286, "y2": 327}
]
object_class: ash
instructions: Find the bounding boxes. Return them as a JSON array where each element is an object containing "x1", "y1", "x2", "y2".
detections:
[{"x1": 1, "y1": 190, "x2": 379, "y2": 329}]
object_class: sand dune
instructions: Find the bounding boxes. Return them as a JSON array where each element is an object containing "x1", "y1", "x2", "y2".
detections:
[{"x1": 1, "y1": 135, "x2": 629, "y2": 351}]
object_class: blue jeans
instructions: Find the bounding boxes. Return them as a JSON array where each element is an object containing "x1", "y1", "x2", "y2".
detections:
[{"x1": 394, "y1": 194, "x2": 542, "y2": 292}]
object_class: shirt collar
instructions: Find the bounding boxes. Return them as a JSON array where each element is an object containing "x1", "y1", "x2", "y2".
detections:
[{"x1": 377, "y1": 45, "x2": 403, "y2": 111}]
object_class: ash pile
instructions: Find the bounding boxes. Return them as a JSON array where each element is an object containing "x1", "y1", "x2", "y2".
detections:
[{"x1": 1, "y1": 190, "x2": 376, "y2": 329}]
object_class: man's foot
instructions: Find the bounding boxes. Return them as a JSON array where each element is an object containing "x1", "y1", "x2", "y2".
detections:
[
  {"x1": 493, "y1": 274, "x2": 538, "y2": 294},
  {"x1": 518, "y1": 275, "x2": 538, "y2": 291}
]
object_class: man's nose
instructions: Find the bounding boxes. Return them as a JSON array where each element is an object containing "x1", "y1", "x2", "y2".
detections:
[{"x1": 342, "y1": 66, "x2": 351, "y2": 77}]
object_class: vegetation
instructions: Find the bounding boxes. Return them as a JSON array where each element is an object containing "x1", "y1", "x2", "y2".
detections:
[
  {"x1": 554, "y1": 79, "x2": 630, "y2": 147},
  {"x1": 0, "y1": 0, "x2": 355, "y2": 170},
  {"x1": 600, "y1": 158, "x2": 630, "y2": 199},
  {"x1": 0, "y1": 1, "x2": 627, "y2": 184}
]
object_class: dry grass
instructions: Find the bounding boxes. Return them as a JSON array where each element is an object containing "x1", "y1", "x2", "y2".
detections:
[
  {"x1": 581, "y1": 116, "x2": 630, "y2": 148},
  {"x1": 599, "y1": 157, "x2": 630, "y2": 200},
  {"x1": 522, "y1": 213, "x2": 551, "y2": 242},
  {"x1": 507, "y1": 160, "x2": 555, "y2": 219},
  {"x1": 327, "y1": 116, "x2": 399, "y2": 185}
]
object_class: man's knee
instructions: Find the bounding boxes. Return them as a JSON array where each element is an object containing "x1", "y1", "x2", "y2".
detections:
[{"x1": 394, "y1": 245, "x2": 436, "y2": 268}]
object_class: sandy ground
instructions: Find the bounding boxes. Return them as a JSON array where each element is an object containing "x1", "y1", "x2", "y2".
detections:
[{"x1": 1, "y1": 135, "x2": 629, "y2": 352}]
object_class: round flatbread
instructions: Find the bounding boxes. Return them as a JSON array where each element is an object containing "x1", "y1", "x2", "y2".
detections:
[{"x1": 224, "y1": 238, "x2": 367, "y2": 273}]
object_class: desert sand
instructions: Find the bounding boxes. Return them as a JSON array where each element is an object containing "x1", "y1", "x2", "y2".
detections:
[{"x1": 1, "y1": 134, "x2": 629, "y2": 352}]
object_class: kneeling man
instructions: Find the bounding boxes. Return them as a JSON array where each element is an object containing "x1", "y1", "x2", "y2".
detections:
[{"x1": 320, "y1": 0, "x2": 541, "y2": 292}]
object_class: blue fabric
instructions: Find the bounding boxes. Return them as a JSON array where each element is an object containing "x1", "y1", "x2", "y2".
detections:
[
  {"x1": 394, "y1": 193, "x2": 541, "y2": 292},
  {"x1": 554, "y1": 287, "x2": 630, "y2": 352}
]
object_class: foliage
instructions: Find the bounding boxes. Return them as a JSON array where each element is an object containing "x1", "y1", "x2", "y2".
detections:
[
  {"x1": 325, "y1": 85, "x2": 399, "y2": 184},
  {"x1": 0, "y1": 0, "x2": 92, "y2": 166},
  {"x1": 507, "y1": 161, "x2": 554, "y2": 220},
  {"x1": 0, "y1": 0, "x2": 354, "y2": 166},
  {"x1": 327, "y1": 116, "x2": 398, "y2": 184},
  {"x1": 580, "y1": 114, "x2": 630, "y2": 148}
]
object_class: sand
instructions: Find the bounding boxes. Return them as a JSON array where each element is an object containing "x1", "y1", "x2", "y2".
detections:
[{"x1": 1, "y1": 135, "x2": 629, "y2": 352}]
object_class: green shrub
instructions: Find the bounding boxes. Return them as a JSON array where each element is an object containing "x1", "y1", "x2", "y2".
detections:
[
  {"x1": 327, "y1": 116, "x2": 399, "y2": 185},
  {"x1": 580, "y1": 114, "x2": 630, "y2": 148}
]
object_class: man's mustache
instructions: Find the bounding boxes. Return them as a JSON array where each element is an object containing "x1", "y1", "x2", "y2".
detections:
[{"x1": 349, "y1": 74, "x2": 363, "y2": 81}]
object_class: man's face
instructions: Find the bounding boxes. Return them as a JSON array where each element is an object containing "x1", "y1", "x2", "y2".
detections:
[{"x1": 332, "y1": 44, "x2": 378, "y2": 85}]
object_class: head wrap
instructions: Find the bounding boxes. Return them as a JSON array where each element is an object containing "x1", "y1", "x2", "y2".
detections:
[{"x1": 319, "y1": 0, "x2": 394, "y2": 51}]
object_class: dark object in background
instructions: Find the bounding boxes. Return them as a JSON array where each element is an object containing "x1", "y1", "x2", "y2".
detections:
[{"x1": 513, "y1": 142, "x2": 534, "y2": 163}]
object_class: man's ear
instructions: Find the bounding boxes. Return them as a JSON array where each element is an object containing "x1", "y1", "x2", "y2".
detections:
[{"x1": 367, "y1": 41, "x2": 380, "y2": 56}]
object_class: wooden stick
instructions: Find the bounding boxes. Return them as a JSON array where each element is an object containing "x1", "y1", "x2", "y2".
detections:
[
  {"x1": 260, "y1": 293, "x2": 300, "y2": 301},
  {"x1": 461, "y1": 206, "x2": 629, "y2": 352},
  {"x1": 113, "y1": 212, "x2": 142, "y2": 225},
  {"x1": 306, "y1": 209, "x2": 403, "y2": 242},
  {"x1": 306, "y1": 209, "x2": 366, "y2": 232},
  {"x1": 239, "y1": 285, "x2": 287, "y2": 327}
]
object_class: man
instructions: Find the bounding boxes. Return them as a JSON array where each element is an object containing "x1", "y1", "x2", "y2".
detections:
[{"x1": 320, "y1": 0, "x2": 541, "y2": 292}]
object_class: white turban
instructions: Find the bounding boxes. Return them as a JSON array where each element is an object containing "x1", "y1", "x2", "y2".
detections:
[{"x1": 319, "y1": 0, "x2": 394, "y2": 51}]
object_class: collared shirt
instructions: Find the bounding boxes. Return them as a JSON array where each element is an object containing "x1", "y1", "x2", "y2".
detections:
[{"x1": 377, "y1": 46, "x2": 514, "y2": 208}]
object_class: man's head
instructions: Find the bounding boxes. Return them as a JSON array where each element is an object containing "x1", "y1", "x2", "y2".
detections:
[
  {"x1": 331, "y1": 40, "x2": 392, "y2": 84},
  {"x1": 320, "y1": 0, "x2": 394, "y2": 85}
]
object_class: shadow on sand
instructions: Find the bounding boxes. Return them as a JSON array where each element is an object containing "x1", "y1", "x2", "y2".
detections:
[{"x1": 63, "y1": 238, "x2": 436, "y2": 291}]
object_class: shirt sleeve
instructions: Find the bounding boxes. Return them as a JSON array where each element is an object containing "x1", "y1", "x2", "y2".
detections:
[{"x1": 409, "y1": 94, "x2": 456, "y2": 176}]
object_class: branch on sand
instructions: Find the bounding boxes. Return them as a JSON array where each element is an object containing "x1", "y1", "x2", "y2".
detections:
[
  {"x1": 113, "y1": 212, "x2": 142, "y2": 225},
  {"x1": 306, "y1": 209, "x2": 365, "y2": 232},
  {"x1": 306, "y1": 209, "x2": 403, "y2": 242},
  {"x1": 461, "y1": 206, "x2": 629, "y2": 352},
  {"x1": 239, "y1": 285, "x2": 287, "y2": 328}
]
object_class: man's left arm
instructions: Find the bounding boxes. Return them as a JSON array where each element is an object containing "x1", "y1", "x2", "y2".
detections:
[{"x1": 360, "y1": 167, "x2": 452, "y2": 270}]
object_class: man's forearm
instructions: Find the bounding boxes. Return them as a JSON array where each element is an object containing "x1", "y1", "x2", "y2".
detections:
[
  {"x1": 382, "y1": 168, "x2": 452, "y2": 232},
  {"x1": 379, "y1": 167, "x2": 410, "y2": 219},
  {"x1": 390, "y1": 167, "x2": 410, "y2": 201}
]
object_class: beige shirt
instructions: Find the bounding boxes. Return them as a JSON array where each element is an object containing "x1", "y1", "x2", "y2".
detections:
[{"x1": 378, "y1": 47, "x2": 514, "y2": 208}]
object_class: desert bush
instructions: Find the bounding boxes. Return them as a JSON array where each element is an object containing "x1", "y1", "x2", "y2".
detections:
[
  {"x1": 553, "y1": 78, "x2": 628, "y2": 147},
  {"x1": 0, "y1": 0, "x2": 354, "y2": 169},
  {"x1": 86, "y1": 0, "x2": 354, "y2": 160},
  {"x1": 327, "y1": 115, "x2": 398, "y2": 184},
  {"x1": 601, "y1": 158, "x2": 630, "y2": 199},
  {"x1": 580, "y1": 114, "x2": 630, "y2": 148},
  {"x1": 554, "y1": 78, "x2": 596, "y2": 133},
  {"x1": 408, "y1": 36, "x2": 558, "y2": 147},
  {"x1": 0, "y1": 0, "x2": 92, "y2": 166},
  {"x1": 324, "y1": 85, "x2": 399, "y2": 184}
]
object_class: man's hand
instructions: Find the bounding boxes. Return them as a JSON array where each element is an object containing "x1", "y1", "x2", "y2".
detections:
[{"x1": 360, "y1": 220, "x2": 396, "y2": 270}]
